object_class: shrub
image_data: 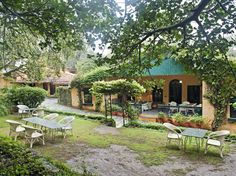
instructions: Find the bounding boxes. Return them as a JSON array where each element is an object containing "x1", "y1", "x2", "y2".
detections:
[
  {"x1": 112, "y1": 104, "x2": 122, "y2": 112},
  {"x1": 124, "y1": 103, "x2": 139, "y2": 120},
  {"x1": 125, "y1": 120, "x2": 166, "y2": 131},
  {"x1": 6, "y1": 86, "x2": 47, "y2": 108},
  {"x1": 0, "y1": 90, "x2": 9, "y2": 116},
  {"x1": 189, "y1": 115, "x2": 204, "y2": 124},
  {"x1": 0, "y1": 104, "x2": 8, "y2": 116},
  {"x1": 0, "y1": 136, "x2": 79, "y2": 176},
  {"x1": 171, "y1": 113, "x2": 185, "y2": 123}
]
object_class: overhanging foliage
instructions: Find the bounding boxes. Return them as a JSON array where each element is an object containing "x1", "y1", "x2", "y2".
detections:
[
  {"x1": 71, "y1": 66, "x2": 110, "y2": 88},
  {"x1": 91, "y1": 79, "x2": 146, "y2": 96}
]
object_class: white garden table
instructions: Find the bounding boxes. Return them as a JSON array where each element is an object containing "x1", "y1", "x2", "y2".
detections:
[{"x1": 23, "y1": 117, "x2": 63, "y2": 139}]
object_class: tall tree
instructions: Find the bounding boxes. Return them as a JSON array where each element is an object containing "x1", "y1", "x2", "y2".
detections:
[
  {"x1": 0, "y1": 0, "x2": 121, "y2": 78},
  {"x1": 97, "y1": 0, "x2": 236, "y2": 130}
]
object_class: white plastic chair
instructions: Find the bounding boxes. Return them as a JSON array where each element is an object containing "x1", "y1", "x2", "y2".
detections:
[
  {"x1": 21, "y1": 124, "x2": 45, "y2": 148},
  {"x1": 58, "y1": 116, "x2": 75, "y2": 138},
  {"x1": 32, "y1": 108, "x2": 45, "y2": 117},
  {"x1": 205, "y1": 130, "x2": 230, "y2": 158},
  {"x1": 17, "y1": 105, "x2": 31, "y2": 117},
  {"x1": 163, "y1": 122, "x2": 183, "y2": 148},
  {"x1": 43, "y1": 113, "x2": 59, "y2": 121},
  {"x1": 6, "y1": 120, "x2": 25, "y2": 141},
  {"x1": 169, "y1": 101, "x2": 178, "y2": 114}
]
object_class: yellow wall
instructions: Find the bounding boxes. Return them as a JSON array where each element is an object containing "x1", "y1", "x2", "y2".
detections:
[
  {"x1": 0, "y1": 77, "x2": 12, "y2": 88},
  {"x1": 71, "y1": 88, "x2": 79, "y2": 107},
  {"x1": 140, "y1": 74, "x2": 201, "y2": 104}
]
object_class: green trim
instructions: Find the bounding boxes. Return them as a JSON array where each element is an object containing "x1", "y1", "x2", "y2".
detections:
[{"x1": 145, "y1": 58, "x2": 187, "y2": 76}]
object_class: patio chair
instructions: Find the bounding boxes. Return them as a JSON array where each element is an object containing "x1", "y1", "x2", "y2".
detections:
[
  {"x1": 205, "y1": 130, "x2": 230, "y2": 158},
  {"x1": 43, "y1": 113, "x2": 59, "y2": 121},
  {"x1": 32, "y1": 108, "x2": 45, "y2": 117},
  {"x1": 5, "y1": 120, "x2": 25, "y2": 141},
  {"x1": 58, "y1": 116, "x2": 75, "y2": 138},
  {"x1": 163, "y1": 122, "x2": 183, "y2": 148},
  {"x1": 17, "y1": 105, "x2": 31, "y2": 118},
  {"x1": 21, "y1": 124, "x2": 45, "y2": 148},
  {"x1": 168, "y1": 101, "x2": 178, "y2": 114}
]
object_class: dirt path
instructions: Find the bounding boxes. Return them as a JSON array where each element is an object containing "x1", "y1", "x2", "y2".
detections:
[{"x1": 65, "y1": 144, "x2": 236, "y2": 176}]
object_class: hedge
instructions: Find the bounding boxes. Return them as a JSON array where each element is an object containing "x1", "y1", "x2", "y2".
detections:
[
  {"x1": 44, "y1": 109, "x2": 116, "y2": 127},
  {"x1": 0, "y1": 136, "x2": 80, "y2": 176},
  {"x1": 6, "y1": 86, "x2": 47, "y2": 108}
]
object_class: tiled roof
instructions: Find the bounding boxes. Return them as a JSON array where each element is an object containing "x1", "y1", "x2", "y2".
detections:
[{"x1": 15, "y1": 71, "x2": 75, "y2": 85}]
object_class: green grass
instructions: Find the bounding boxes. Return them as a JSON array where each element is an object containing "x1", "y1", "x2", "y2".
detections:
[{"x1": 0, "y1": 115, "x2": 228, "y2": 167}]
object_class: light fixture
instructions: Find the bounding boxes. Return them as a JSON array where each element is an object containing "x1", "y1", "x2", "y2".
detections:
[{"x1": 179, "y1": 80, "x2": 182, "y2": 84}]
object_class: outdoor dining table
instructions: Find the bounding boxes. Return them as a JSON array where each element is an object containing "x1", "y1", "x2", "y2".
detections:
[
  {"x1": 22, "y1": 117, "x2": 63, "y2": 139},
  {"x1": 181, "y1": 128, "x2": 208, "y2": 151}
]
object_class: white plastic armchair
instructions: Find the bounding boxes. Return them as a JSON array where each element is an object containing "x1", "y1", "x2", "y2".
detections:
[
  {"x1": 205, "y1": 130, "x2": 230, "y2": 158},
  {"x1": 168, "y1": 101, "x2": 178, "y2": 114},
  {"x1": 163, "y1": 122, "x2": 183, "y2": 148},
  {"x1": 21, "y1": 124, "x2": 45, "y2": 148},
  {"x1": 58, "y1": 116, "x2": 75, "y2": 138},
  {"x1": 17, "y1": 105, "x2": 31, "y2": 117},
  {"x1": 5, "y1": 120, "x2": 25, "y2": 141},
  {"x1": 43, "y1": 113, "x2": 59, "y2": 121}
]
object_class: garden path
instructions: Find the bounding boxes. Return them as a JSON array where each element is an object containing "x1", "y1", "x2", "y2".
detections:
[
  {"x1": 65, "y1": 142, "x2": 236, "y2": 176},
  {"x1": 41, "y1": 98, "x2": 124, "y2": 128}
]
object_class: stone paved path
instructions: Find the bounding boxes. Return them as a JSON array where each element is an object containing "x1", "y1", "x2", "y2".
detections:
[{"x1": 41, "y1": 98, "x2": 124, "y2": 128}]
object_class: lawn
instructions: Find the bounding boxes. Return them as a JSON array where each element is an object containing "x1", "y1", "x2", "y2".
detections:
[{"x1": 0, "y1": 115, "x2": 227, "y2": 168}]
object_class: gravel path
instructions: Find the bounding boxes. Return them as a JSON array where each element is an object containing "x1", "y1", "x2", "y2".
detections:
[{"x1": 41, "y1": 98, "x2": 124, "y2": 128}]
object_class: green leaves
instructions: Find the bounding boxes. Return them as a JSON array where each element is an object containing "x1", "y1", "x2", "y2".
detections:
[
  {"x1": 91, "y1": 79, "x2": 146, "y2": 96},
  {"x1": 5, "y1": 86, "x2": 47, "y2": 108}
]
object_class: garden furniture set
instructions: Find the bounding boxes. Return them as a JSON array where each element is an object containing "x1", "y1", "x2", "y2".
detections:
[
  {"x1": 6, "y1": 105, "x2": 75, "y2": 148},
  {"x1": 163, "y1": 122, "x2": 230, "y2": 158}
]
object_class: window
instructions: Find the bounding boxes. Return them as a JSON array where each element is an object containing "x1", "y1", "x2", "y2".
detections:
[
  {"x1": 152, "y1": 87, "x2": 163, "y2": 103},
  {"x1": 83, "y1": 88, "x2": 93, "y2": 105},
  {"x1": 169, "y1": 79, "x2": 182, "y2": 104},
  {"x1": 187, "y1": 85, "x2": 201, "y2": 104},
  {"x1": 43, "y1": 83, "x2": 48, "y2": 91}
]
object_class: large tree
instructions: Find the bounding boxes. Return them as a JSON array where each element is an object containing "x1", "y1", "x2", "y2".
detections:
[
  {"x1": 0, "y1": 0, "x2": 120, "y2": 78},
  {"x1": 97, "y1": 0, "x2": 236, "y2": 130}
]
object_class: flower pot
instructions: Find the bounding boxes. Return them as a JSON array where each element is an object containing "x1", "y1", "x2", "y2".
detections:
[
  {"x1": 116, "y1": 112, "x2": 123, "y2": 116},
  {"x1": 171, "y1": 119, "x2": 179, "y2": 126},
  {"x1": 112, "y1": 112, "x2": 118, "y2": 116},
  {"x1": 156, "y1": 118, "x2": 163, "y2": 123},
  {"x1": 183, "y1": 122, "x2": 191, "y2": 127}
]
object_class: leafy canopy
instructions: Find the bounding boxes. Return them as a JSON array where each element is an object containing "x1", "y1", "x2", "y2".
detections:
[{"x1": 91, "y1": 79, "x2": 146, "y2": 96}]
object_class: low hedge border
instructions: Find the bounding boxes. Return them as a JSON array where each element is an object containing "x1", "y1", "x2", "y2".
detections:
[{"x1": 44, "y1": 109, "x2": 116, "y2": 127}]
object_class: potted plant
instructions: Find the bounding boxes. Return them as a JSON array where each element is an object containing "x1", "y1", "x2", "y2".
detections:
[
  {"x1": 112, "y1": 104, "x2": 122, "y2": 116},
  {"x1": 189, "y1": 115, "x2": 204, "y2": 128},
  {"x1": 172, "y1": 113, "x2": 186, "y2": 126},
  {"x1": 158, "y1": 112, "x2": 169, "y2": 123}
]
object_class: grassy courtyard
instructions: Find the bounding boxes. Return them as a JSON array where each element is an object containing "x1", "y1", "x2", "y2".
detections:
[{"x1": 0, "y1": 114, "x2": 228, "y2": 169}]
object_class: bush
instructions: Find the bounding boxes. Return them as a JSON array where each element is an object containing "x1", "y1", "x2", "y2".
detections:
[
  {"x1": 0, "y1": 136, "x2": 79, "y2": 176},
  {"x1": 0, "y1": 91, "x2": 9, "y2": 116},
  {"x1": 0, "y1": 104, "x2": 8, "y2": 116},
  {"x1": 125, "y1": 120, "x2": 166, "y2": 131},
  {"x1": 112, "y1": 104, "x2": 122, "y2": 112},
  {"x1": 171, "y1": 113, "x2": 185, "y2": 123},
  {"x1": 6, "y1": 86, "x2": 47, "y2": 108},
  {"x1": 124, "y1": 103, "x2": 139, "y2": 120}
]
